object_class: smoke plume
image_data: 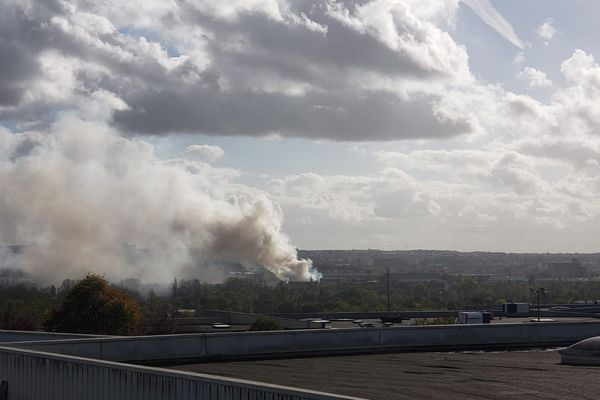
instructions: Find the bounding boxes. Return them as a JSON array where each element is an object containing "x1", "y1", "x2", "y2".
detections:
[{"x1": 0, "y1": 114, "x2": 314, "y2": 283}]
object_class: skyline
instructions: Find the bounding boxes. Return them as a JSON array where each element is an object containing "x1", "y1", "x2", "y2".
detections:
[{"x1": 2, "y1": 0, "x2": 600, "y2": 284}]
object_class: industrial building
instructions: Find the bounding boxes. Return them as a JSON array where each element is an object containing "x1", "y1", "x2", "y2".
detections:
[
  {"x1": 546, "y1": 259, "x2": 587, "y2": 280},
  {"x1": 3, "y1": 306, "x2": 600, "y2": 399}
]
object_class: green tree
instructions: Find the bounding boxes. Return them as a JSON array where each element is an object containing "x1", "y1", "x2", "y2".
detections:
[
  {"x1": 44, "y1": 274, "x2": 143, "y2": 335},
  {"x1": 249, "y1": 316, "x2": 283, "y2": 331}
]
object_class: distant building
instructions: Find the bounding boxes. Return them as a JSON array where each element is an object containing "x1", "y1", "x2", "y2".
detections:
[
  {"x1": 546, "y1": 259, "x2": 586, "y2": 280},
  {"x1": 457, "y1": 311, "x2": 483, "y2": 324},
  {"x1": 287, "y1": 281, "x2": 319, "y2": 288},
  {"x1": 503, "y1": 303, "x2": 530, "y2": 314},
  {"x1": 315, "y1": 263, "x2": 377, "y2": 285}
]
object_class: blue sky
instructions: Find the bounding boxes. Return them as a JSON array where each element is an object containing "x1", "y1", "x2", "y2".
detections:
[
  {"x1": 458, "y1": 1, "x2": 600, "y2": 91},
  {"x1": 144, "y1": 0, "x2": 600, "y2": 252},
  {"x1": 2, "y1": 0, "x2": 600, "y2": 281},
  {"x1": 145, "y1": 0, "x2": 600, "y2": 176}
]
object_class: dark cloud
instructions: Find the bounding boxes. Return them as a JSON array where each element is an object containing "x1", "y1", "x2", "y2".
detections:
[
  {"x1": 111, "y1": 2, "x2": 472, "y2": 140},
  {"x1": 0, "y1": 3, "x2": 46, "y2": 106},
  {"x1": 185, "y1": 8, "x2": 443, "y2": 83},
  {"x1": 114, "y1": 87, "x2": 472, "y2": 140},
  {"x1": 9, "y1": 135, "x2": 41, "y2": 161}
]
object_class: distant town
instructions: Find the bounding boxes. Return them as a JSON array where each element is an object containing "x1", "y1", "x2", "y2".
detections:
[
  {"x1": 299, "y1": 249, "x2": 597, "y2": 285},
  {"x1": 2, "y1": 247, "x2": 598, "y2": 289}
]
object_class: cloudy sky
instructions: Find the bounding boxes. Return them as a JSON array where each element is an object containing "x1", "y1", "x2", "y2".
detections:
[{"x1": 3, "y1": 0, "x2": 600, "y2": 265}]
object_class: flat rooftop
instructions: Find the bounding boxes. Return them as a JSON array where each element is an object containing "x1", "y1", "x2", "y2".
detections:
[
  {"x1": 167, "y1": 349, "x2": 600, "y2": 399},
  {"x1": 312, "y1": 316, "x2": 598, "y2": 330}
]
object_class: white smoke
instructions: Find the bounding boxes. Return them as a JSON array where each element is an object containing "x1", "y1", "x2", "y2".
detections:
[{"x1": 0, "y1": 113, "x2": 314, "y2": 283}]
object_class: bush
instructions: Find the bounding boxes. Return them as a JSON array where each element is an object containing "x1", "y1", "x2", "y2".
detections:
[
  {"x1": 44, "y1": 274, "x2": 142, "y2": 335},
  {"x1": 248, "y1": 316, "x2": 283, "y2": 331},
  {"x1": 413, "y1": 316, "x2": 456, "y2": 325},
  {"x1": 0, "y1": 299, "x2": 39, "y2": 330}
]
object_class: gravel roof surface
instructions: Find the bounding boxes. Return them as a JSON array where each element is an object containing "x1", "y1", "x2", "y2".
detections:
[{"x1": 168, "y1": 349, "x2": 600, "y2": 399}]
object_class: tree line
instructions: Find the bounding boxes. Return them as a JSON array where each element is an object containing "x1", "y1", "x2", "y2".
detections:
[{"x1": 2, "y1": 275, "x2": 600, "y2": 334}]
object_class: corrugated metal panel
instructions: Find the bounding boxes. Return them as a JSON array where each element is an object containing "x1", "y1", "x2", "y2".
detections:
[{"x1": 0, "y1": 347, "x2": 362, "y2": 400}]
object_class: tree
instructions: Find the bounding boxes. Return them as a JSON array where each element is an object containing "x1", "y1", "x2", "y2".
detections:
[
  {"x1": 171, "y1": 278, "x2": 178, "y2": 301},
  {"x1": 44, "y1": 274, "x2": 143, "y2": 335},
  {"x1": 249, "y1": 316, "x2": 283, "y2": 331}
]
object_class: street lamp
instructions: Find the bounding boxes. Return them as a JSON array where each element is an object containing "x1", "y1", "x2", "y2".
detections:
[{"x1": 529, "y1": 287, "x2": 548, "y2": 322}]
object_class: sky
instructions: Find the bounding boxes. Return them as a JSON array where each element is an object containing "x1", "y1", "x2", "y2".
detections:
[{"x1": 2, "y1": 0, "x2": 600, "y2": 277}]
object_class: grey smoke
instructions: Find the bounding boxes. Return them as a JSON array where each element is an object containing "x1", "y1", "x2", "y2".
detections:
[{"x1": 0, "y1": 114, "x2": 314, "y2": 283}]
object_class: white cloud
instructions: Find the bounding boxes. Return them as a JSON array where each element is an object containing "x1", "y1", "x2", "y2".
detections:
[
  {"x1": 536, "y1": 18, "x2": 556, "y2": 45},
  {"x1": 270, "y1": 144, "x2": 600, "y2": 251},
  {"x1": 512, "y1": 52, "x2": 525, "y2": 65},
  {"x1": 271, "y1": 59, "x2": 600, "y2": 248},
  {"x1": 560, "y1": 49, "x2": 600, "y2": 87},
  {"x1": 516, "y1": 67, "x2": 552, "y2": 88},
  {"x1": 488, "y1": 152, "x2": 544, "y2": 195},
  {"x1": 325, "y1": 0, "x2": 470, "y2": 81},
  {"x1": 183, "y1": 144, "x2": 224, "y2": 163}
]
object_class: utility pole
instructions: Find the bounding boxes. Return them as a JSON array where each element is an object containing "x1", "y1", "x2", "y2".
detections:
[
  {"x1": 387, "y1": 267, "x2": 391, "y2": 313},
  {"x1": 538, "y1": 289, "x2": 540, "y2": 322}
]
